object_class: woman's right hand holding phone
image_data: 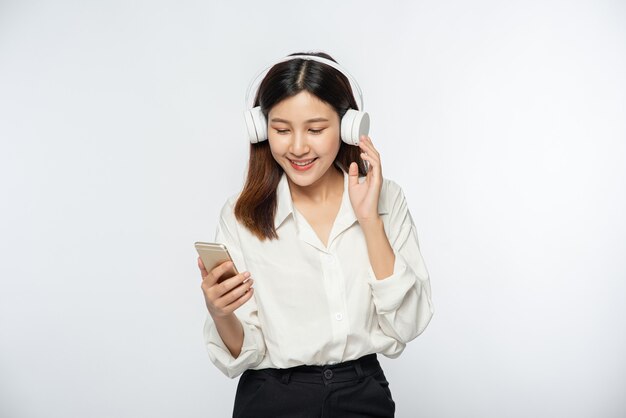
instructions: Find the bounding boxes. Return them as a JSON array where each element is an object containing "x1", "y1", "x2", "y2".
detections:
[{"x1": 198, "y1": 258, "x2": 254, "y2": 319}]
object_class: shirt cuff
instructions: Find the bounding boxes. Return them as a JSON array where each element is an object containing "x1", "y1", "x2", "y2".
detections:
[
  {"x1": 203, "y1": 314, "x2": 264, "y2": 379},
  {"x1": 367, "y1": 250, "x2": 417, "y2": 314}
]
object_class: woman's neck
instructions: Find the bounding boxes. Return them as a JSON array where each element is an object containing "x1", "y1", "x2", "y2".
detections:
[{"x1": 287, "y1": 164, "x2": 344, "y2": 205}]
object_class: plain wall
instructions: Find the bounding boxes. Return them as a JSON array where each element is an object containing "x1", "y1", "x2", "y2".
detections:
[{"x1": 1, "y1": 0, "x2": 625, "y2": 417}]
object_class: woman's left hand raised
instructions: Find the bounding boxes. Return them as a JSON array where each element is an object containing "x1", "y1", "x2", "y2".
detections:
[{"x1": 348, "y1": 135, "x2": 383, "y2": 224}]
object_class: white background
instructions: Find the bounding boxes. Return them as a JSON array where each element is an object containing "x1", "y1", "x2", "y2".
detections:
[{"x1": 1, "y1": 1, "x2": 625, "y2": 417}]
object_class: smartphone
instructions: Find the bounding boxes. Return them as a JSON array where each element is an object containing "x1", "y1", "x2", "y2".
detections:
[{"x1": 195, "y1": 242, "x2": 239, "y2": 282}]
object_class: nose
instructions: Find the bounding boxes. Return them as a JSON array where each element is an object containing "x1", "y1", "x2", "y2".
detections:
[{"x1": 289, "y1": 130, "x2": 310, "y2": 156}]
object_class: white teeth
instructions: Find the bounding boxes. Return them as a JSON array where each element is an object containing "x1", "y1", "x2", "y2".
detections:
[{"x1": 291, "y1": 159, "x2": 316, "y2": 166}]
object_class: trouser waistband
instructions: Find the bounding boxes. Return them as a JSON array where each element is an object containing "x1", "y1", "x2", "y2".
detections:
[{"x1": 258, "y1": 353, "x2": 381, "y2": 385}]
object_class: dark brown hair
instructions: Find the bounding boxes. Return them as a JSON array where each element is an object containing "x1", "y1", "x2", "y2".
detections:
[{"x1": 234, "y1": 52, "x2": 367, "y2": 240}]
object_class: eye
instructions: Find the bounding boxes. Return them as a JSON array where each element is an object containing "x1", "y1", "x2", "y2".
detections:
[
  {"x1": 275, "y1": 129, "x2": 290, "y2": 134},
  {"x1": 309, "y1": 128, "x2": 325, "y2": 135}
]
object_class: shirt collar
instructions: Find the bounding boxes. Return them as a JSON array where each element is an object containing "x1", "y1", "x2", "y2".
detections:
[{"x1": 274, "y1": 165, "x2": 389, "y2": 230}]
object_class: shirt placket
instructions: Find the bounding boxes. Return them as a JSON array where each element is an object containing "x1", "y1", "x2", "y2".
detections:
[{"x1": 320, "y1": 248, "x2": 349, "y2": 363}]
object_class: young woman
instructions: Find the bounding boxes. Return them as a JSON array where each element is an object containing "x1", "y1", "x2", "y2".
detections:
[{"x1": 198, "y1": 51, "x2": 434, "y2": 418}]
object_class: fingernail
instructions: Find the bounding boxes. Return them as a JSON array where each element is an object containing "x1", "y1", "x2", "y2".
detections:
[{"x1": 243, "y1": 271, "x2": 251, "y2": 278}]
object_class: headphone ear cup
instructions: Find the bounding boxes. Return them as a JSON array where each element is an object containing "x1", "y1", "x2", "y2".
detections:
[
  {"x1": 340, "y1": 109, "x2": 370, "y2": 146},
  {"x1": 244, "y1": 106, "x2": 268, "y2": 143}
]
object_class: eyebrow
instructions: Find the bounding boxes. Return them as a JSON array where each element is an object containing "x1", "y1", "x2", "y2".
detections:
[{"x1": 269, "y1": 117, "x2": 330, "y2": 124}]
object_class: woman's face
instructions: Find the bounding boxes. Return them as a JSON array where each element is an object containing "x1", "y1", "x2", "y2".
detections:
[{"x1": 267, "y1": 91, "x2": 341, "y2": 188}]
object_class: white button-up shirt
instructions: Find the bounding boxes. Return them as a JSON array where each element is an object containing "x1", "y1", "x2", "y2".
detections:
[{"x1": 204, "y1": 168, "x2": 434, "y2": 378}]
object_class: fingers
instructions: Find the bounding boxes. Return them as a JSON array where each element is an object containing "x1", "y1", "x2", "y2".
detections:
[
  {"x1": 202, "y1": 270, "x2": 255, "y2": 316},
  {"x1": 358, "y1": 135, "x2": 382, "y2": 178},
  {"x1": 223, "y1": 286, "x2": 254, "y2": 313},
  {"x1": 218, "y1": 275, "x2": 255, "y2": 308},
  {"x1": 203, "y1": 269, "x2": 250, "y2": 299},
  {"x1": 358, "y1": 135, "x2": 380, "y2": 160},
  {"x1": 348, "y1": 162, "x2": 359, "y2": 187},
  {"x1": 201, "y1": 259, "x2": 236, "y2": 286},
  {"x1": 215, "y1": 271, "x2": 252, "y2": 298},
  {"x1": 198, "y1": 257, "x2": 208, "y2": 277}
]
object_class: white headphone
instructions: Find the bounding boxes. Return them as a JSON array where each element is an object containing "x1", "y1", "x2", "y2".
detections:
[{"x1": 244, "y1": 54, "x2": 370, "y2": 146}]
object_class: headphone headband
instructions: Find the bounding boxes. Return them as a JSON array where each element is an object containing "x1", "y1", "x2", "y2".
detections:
[{"x1": 244, "y1": 54, "x2": 365, "y2": 111}]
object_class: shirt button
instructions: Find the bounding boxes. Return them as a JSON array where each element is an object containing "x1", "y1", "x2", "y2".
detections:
[
  {"x1": 324, "y1": 369, "x2": 334, "y2": 379},
  {"x1": 335, "y1": 313, "x2": 343, "y2": 321}
]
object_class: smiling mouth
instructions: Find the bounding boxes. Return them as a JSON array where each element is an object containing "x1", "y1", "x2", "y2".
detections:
[{"x1": 288, "y1": 158, "x2": 318, "y2": 166}]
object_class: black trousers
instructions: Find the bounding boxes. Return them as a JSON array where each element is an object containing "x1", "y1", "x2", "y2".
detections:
[{"x1": 232, "y1": 354, "x2": 395, "y2": 418}]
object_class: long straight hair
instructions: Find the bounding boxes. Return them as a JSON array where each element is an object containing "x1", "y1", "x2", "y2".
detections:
[{"x1": 234, "y1": 52, "x2": 367, "y2": 241}]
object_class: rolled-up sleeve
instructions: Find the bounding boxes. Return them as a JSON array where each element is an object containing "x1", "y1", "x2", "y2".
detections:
[
  {"x1": 202, "y1": 198, "x2": 266, "y2": 378},
  {"x1": 367, "y1": 183, "x2": 434, "y2": 354}
]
